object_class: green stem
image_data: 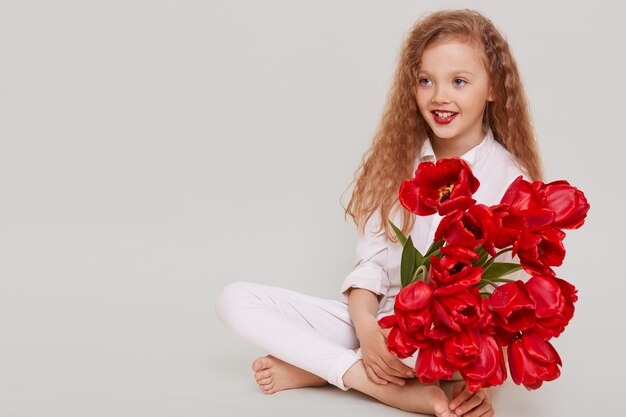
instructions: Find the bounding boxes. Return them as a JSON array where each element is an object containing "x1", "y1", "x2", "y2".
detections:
[
  {"x1": 480, "y1": 279, "x2": 499, "y2": 290},
  {"x1": 490, "y1": 277, "x2": 516, "y2": 283},
  {"x1": 412, "y1": 265, "x2": 428, "y2": 283},
  {"x1": 483, "y1": 247, "x2": 514, "y2": 270}
]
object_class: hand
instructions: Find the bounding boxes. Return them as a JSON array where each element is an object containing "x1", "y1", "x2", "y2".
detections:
[
  {"x1": 357, "y1": 322, "x2": 415, "y2": 386},
  {"x1": 449, "y1": 382, "x2": 494, "y2": 417}
]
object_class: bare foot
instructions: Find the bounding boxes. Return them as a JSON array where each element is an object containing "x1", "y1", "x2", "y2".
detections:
[
  {"x1": 343, "y1": 360, "x2": 455, "y2": 416},
  {"x1": 251, "y1": 355, "x2": 327, "y2": 395}
]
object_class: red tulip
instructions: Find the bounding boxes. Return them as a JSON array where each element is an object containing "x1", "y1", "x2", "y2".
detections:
[
  {"x1": 432, "y1": 287, "x2": 484, "y2": 332},
  {"x1": 395, "y1": 280, "x2": 434, "y2": 312},
  {"x1": 488, "y1": 281, "x2": 536, "y2": 333},
  {"x1": 491, "y1": 203, "x2": 523, "y2": 249},
  {"x1": 541, "y1": 181, "x2": 590, "y2": 229},
  {"x1": 460, "y1": 333, "x2": 507, "y2": 391},
  {"x1": 514, "y1": 226, "x2": 566, "y2": 276},
  {"x1": 385, "y1": 321, "x2": 424, "y2": 358},
  {"x1": 435, "y1": 204, "x2": 497, "y2": 256},
  {"x1": 443, "y1": 327, "x2": 481, "y2": 367},
  {"x1": 429, "y1": 255, "x2": 483, "y2": 297},
  {"x1": 508, "y1": 331, "x2": 562, "y2": 390},
  {"x1": 526, "y1": 275, "x2": 578, "y2": 339},
  {"x1": 379, "y1": 281, "x2": 434, "y2": 356},
  {"x1": 394, "y1": 280, "x2": 434, "y2": 341},
  {"x1": 500, "y1": 176, "x2": 544, "y2": 211},
  {"x1": 415, "y1": 341, "x2": 456, "y2": 383},
  {"x1": 399, "y1": 158, "x2": 479, "y2": 216},
  {"x1": 440, "y1": 245, "x2": 479, "y2": 264},
  {"x1": 498, "y1": 176, "x2": 589, "y2": 231}
]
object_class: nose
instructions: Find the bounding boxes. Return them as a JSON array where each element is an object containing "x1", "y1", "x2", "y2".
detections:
[{"x1": 431, "y1": 85, "x2": 452, "y2": 104}]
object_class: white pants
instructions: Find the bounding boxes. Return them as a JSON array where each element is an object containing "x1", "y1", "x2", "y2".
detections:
[{"x1": 215, "y1": 281, "x2": 362, "y2": 390}]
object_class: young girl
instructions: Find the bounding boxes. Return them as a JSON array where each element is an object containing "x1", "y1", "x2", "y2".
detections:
[{"x1": 216, "y1": 9, "x2": 542, "y2": 417}]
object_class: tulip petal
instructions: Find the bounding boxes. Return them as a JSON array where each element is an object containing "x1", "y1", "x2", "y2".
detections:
[
  {"x1": 396, "y1": 280, "x2": 433, "y2": 311},
  {"x1": 526, "y1": 276, "x2": 562, "y2": 318},
  {"x1": 378, "y1": 314, "x2": 397, "y2": 329}
]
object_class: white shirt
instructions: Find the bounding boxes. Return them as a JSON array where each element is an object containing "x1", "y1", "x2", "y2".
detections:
[{"x1": 341, "y1": 129, "x2": 528, "y2": 318}]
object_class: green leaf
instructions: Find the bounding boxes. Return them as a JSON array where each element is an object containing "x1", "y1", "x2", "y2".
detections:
[
  {"x1": 480, "y1": 291, "x2": 492, "y2": 298},
  {"x1": 482, "y1": 262, "x2": 522, "y2": 280},
  {"x1": 474, "y1": 246, "x2": 489, "y2": 267},
  {"x1": 489, "y1": 277, "x2": 517, "y2": 283},
  {"x1": 483, "y1": 247, "x2": 514, "y2": 270},
  {"x1": 424, "y1": 240, "x2": 444, "y2": 257},
  {"x1": 414, "y1": 246, "x2": 424, "y2": 267},
  {"x1": 424, "y1": 240, "x2": 445, "y2": 257},
  {"x1": 388, "y1": 219, "x2": 407, "y2": 246},
  {"x1": 401, "y1": 236, "x2": 417, "y2": 288}
]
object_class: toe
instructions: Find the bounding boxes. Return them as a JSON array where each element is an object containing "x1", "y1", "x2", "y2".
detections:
[
  {"x1": 257, "y1": 376, "x2": 272, "y2": 386},
  {"x1": 255, "y1": 370, "x2": 272, "y2": 381},
  {"x1": 262, "y1": 382, "x2": 276, "y2": 394},
  {"x1": 252, "y1": 355, "x2": 272, "y2": 372}
]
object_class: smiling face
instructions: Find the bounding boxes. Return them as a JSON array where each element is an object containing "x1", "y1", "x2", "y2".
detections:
[{"x1": 415, "y1": 38, "x2": 495, "y2": 157}]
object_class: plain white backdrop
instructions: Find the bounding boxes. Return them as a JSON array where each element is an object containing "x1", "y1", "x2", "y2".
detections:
[{"x1": 0, "y1": 1, "x2": 624, "y2": 416}]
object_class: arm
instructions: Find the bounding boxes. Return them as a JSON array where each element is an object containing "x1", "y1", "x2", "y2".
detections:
[{"x1": 348, "y1": 288, "x2": 414, "y2": 385}]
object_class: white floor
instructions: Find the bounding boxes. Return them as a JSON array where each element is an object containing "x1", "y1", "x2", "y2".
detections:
[{"x1": 0, "y1": 292, "x2": 606, "y2": 417}]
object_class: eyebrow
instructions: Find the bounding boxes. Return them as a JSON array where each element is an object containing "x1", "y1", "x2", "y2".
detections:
[{"x1": 418, "y1": 69, "x2": 476, "y2": 77}]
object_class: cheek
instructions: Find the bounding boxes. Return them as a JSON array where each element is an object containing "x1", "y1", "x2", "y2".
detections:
[
  {"x1": 461, "y1": 94, "x2": 489, "y2": 114},
  {"x1": 415, "y1": 93, "x2": 430, "y2": 113}
]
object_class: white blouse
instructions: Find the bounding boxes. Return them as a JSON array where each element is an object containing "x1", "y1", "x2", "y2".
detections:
[{"x1": 340, "y1": 129, "x2": 529, "y2": 318}]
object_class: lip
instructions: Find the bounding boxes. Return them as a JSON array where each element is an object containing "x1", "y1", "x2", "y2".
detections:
[{"x1": 431, "y1": 110, "x2": 458, "y2": 125}]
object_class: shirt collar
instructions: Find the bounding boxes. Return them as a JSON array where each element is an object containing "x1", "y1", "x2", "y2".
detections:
[{"x1": 419, "y1": 128, "x2": 494, "y2": 166}]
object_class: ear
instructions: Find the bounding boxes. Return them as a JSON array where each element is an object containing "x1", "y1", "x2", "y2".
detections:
[{"x1": 487, "y1": 85, "x2": 496, "y2": 102}]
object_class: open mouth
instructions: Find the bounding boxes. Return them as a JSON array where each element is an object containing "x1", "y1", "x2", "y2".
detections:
[{"x1": 431, "y1": 110, "x2": 458, "y2": 125}]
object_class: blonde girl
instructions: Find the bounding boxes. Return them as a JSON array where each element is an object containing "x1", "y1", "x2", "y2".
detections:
[{"x1": 217, "y1": 9, "x2": 542, "y2": 417}]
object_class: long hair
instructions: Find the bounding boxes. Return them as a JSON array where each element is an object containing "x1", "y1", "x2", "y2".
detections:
[{"x1": 343, "y1": 9, "x2": 543, "y2": 240}]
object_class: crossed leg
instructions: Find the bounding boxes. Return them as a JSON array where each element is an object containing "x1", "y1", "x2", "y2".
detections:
[{"x1": 217, "y1": 282, "x2": 453, "y2": 415}]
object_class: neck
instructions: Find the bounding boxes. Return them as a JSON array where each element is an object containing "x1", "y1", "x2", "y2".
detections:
[{"x1": 431, "y1": 128, "x2": 487, "y2": 159}]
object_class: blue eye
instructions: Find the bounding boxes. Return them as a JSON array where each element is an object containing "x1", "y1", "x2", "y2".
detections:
[
  {"x1": 453, "y1": 78, "x2": 467, "y2": 87},
  {"x1": 418, "y1": 78, "x2": 432, "y2": 86}
]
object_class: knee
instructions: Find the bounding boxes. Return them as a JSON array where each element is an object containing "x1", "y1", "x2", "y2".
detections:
[{"x1": 215, "y1": 281, "x2": 254, "y2": 329}]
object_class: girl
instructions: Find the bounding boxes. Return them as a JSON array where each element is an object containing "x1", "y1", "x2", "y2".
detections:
[{"x1": 216, "y1": 9, "x2": 542, "y2": 417}]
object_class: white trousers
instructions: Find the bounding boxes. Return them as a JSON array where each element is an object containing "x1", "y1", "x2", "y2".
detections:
[{"x1": 215, "y1": 281, "x2": 362, "y2": 390}]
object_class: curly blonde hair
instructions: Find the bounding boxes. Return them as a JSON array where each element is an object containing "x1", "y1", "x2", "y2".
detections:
[{"x1": 343, "y1": 9, "x2": 543, "y2": 240}]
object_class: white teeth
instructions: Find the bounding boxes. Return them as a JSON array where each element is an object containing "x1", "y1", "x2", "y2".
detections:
[{"x1": 434, "y1": 111, "x2": 455, "y2": 118}]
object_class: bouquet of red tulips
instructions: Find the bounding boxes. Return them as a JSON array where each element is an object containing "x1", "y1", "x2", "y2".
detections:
[{"x1": 379, "y1": 158, "x2": 589, "y2": 391}]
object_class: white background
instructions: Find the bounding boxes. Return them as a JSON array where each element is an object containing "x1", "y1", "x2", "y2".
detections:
[{"x1": 1, "y1": 1, "x2": 624, "y2": 416}]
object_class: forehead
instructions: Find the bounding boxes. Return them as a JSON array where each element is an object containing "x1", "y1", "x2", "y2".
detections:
[{"x1": 419, "y1": 39, "x2": 488, "y2": 74}]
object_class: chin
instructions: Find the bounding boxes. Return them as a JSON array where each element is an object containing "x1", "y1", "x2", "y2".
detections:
[{"x1": 428, "y1": 127, "x2": 458, "y2": 140}]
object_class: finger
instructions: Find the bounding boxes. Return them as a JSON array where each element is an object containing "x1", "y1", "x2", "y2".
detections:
[
  {"x1": 449, "y1": 385, "x2": 474, "y2": 410},
  {"x1": 366, "y1": 352, "x2": 407, "y2": 379},
  {"x1": 452, "y1": 381, "x2": 466, "y2": 398},
  {"x1": 365, "y1": 364, "x2": 388, "y2": 385},
  {"x1": 477, "y1": 407, "x2": 494, "y2": 417},
  {"x1": 381, "y1": 354, "x2": 415, "y2": 377},
  {"x1": 463, "y1": 400, "x2": 492, "y2": 417},
  {"x1": 455, "y1": 392, "x2": 485, "y2": 416},
  {"x1": 370, "y1": 362, "x2": 407, "y2": 386}
]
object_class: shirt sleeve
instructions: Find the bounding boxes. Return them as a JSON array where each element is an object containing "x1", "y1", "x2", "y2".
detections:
[{"x1": 340, "y1": 210, "x2": 391, "y2": 300}]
